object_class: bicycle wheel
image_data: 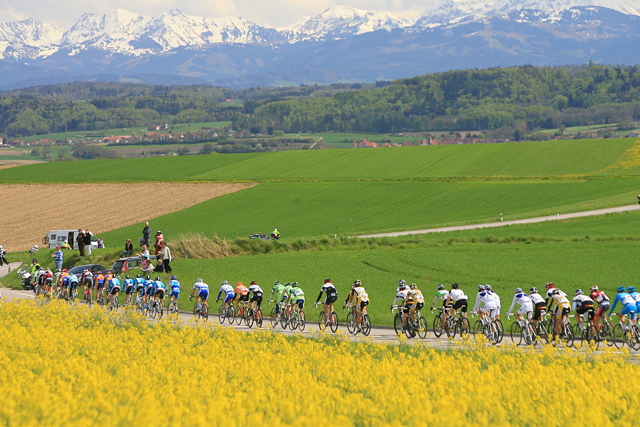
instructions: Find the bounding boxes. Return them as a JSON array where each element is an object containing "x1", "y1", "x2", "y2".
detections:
[
  {"x1": 203, "y1": 304, "x2": 209, "y2": 322},
  {"x1": 494, "y1": 319, "x2": 504, "y2": 343},
  {"x1": 298, "y1": 311, "x2": 306, "y2": 332},
  {"x1": 601, "y1": 322, "x2": 614, "y2": 347},
  {"x1": 255, "y1": 309, "x2": 263, "y2": 328},
  {"x1": 433, "y1": 314, "x2": 443, "y2": 338},
  {"x1": 537, "y1": 321, "x2": 549, "y2": 344},
  {"x1": 361, "y1": 314, "x2": 370, "y2": 336},
  {"x1": 246, "y1": 309, "x2": 255, "y2": 328},
  {"x1": 290, "y1": 313, "x2": 298, "y2": 331},
  {"x1": 418, "y1": 316, "x2": 428, "y2": 339},
  {"x1": 629, "y1": 325, "x2": 640, "y2": 351},
  {"x1": 319, "y1": 311, "x2": 327, "y2": 331},
  {"x1": 563, "y1": 323, "x2": 574, "y2": 347},
  {"x1": 157, "y1": 301, "x2": 163, "y2": 319},
  {"x1": 585, "y1": 324, "x2": 599, "y2": 349},
  {"x1": 346, "y1": 311, "x2": 354, "y2": 334},
  {"x1": 218, "y1": 305, "x2": 226, "y2": 324},
  {"x1": 525, "y1": 322, "x2": 538, "y2": 346},
  {"x1": 149, "y1": 302, "x2": 157, "y2": 319},
  {"x1": 393, "y1": 313, "x2": 402, "y2": 336},
  {"x1": 227, "y1": 305, "x2": 236, "y2": 325},
  {"x1": 459, "y1": 317, "x2": 471, "y2": 336},
  {"x1": 445, "y1": 317, "x2": 456, "y2": 339},
  {"x1": 612, "y1": 324, "x2": 624, "y2": 348},
  {"x1": 473, "y1": 320, "x2": 484, "y2": 341},
  {"x1": 329, "y1": 312, "x2": 338, "y2": 333},
  {"x1": 280, "y1": 311, "x2": 289, "y2": 329},
  {"x1": 486, "y1": 321, "x2": 498, "y2": 345},
  {"x1": 270, "y1": 307, "x2": 280, "y2": 327},
  {"x1": 510, "y1": 322, "x2": 522, "y2": 345},
  {"x1": 404, "y1": 320, "x2": 416, "y2": 339}
]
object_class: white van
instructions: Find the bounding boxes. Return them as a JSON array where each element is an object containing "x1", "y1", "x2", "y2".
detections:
[{"x1": 44, "y1": 230, "x2": 99, "y2": 250}]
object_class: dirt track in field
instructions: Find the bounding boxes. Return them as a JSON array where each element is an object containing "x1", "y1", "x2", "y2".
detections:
[
  {"x1": 0, "y1": 160, "x2": 45, "y2": 170},
  {"x1": 0, "y1": 183, "x2": 256, "y2": 252}
]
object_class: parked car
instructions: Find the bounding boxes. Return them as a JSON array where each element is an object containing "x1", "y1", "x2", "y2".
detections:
[
  {"x1": 67, "y1": 264, "x2": 107, "y2": 275},
  {"x1": 249, "y1": 233, "x2": 270, "y2": 240},
  {"x1": 111, "y1": 256, "x2": 146, "y2": 274}
]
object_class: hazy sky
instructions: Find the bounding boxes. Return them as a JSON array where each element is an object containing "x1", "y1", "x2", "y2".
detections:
[{"x1": 0, "y1": 0, "x2": 427, "y2": 28}]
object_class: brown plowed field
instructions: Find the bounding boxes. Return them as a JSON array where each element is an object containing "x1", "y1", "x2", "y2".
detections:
[
  {"x1": 0, "y1": 160, "x2": 45, "y2": 170},
  {"x1": 0, "y1": 183, "x2": 256, "y2": 251}
]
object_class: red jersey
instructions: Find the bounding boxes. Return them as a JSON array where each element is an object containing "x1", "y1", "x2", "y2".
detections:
[{"x1": 590, "y1": 290, "x2": 609, "y2": 304}]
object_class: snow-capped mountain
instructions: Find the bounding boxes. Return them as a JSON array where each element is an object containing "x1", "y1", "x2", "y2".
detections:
[
  {"x1": 278, "y1": 6, "x2": 408, "y2": 41},
  {"x1": 0, "y1": 18, "x2": 63, "y2": 59},
  {"x1": 417, "y1": 0, "x2": 640, "y2": 25}
]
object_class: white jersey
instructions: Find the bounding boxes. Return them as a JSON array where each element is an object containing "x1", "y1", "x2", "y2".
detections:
[
  {"x1": 194, "y1": 282, "x2": 209, "y2": 292},
  {"x1": 572, "y1": 294, "x2": 593, "y2": 311},
  {"x1": 473, "y1": 291, "x2": 497, "y2": 312},
  {"x1": 507, "y1": 292, "x2": 533, "y2": 314},
  {"x1": 393, "y1": 289, "x2": 409, "y2": 307},
  {"x1": 529, "y1": 293, "x2": 545, "y2": 305},
  {"x1": 321, "y1": 283, "x2": 337, "y2": 295},
  {"x1": 449, "y1": 289, "x2": 467, "y2": 302},
  {"x1": 248, "y1": 285, "x2": 263, "y2": 294},
  {"x1": 219, "y1": 284, "x2": 233, "y2": 295}
]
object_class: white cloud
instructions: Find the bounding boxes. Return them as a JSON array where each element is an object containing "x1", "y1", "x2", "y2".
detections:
[{"x1": 0, "y1": 0, "x2": 427, "y2": 27}]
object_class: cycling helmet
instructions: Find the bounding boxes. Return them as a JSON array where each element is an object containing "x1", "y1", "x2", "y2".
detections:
[
  {"x1": 529, "y1": 287, "x2": 538, "y2": 294},
  {"x1": 45, "y1": 268, "x2": 50, "y2": 272},
  {"x1": 125, "y1": 275, "x2": 130, "y2": 279},
  {"x1": 575, "y1": 289, "x2": 583, "y2": 296},
  {"x1": 398, "y1": 279, "x2": 406, "y2": 287},
  {"x1": 155, "y1": 277, "x2": 160, "y2": 281},
  {"x1": 84, "y1": 269, "x2": 89, "y2": 273},
  {"x1": 410, "y1": 283, "x2": 417, "y2": 289},
  {"x1": 437, "y1": 284, "x2": 445, "y2": 290},
  {"x1": 285, "y1": 283, "x2": 291, "y2": 287},
  {"x1": 617, "y1": 286, "x2": 626, "y2": 293},
  {"x1": 250, "y1": 281, "x2": 257, "y2": 286},
  {"x1": 171, "y1": 276, "x2": 177, "y2": 280},
  {"x1": 590, "y1": 285, "x2": 598, "y2": 292},
  {"x1": 197, "y1": 278, "x2": 203, "y2": 283},
  {"x1": 237, "y1": 282, "x2": 243, "y2": 287},
  {"x1": 222, "y1": 280, "x2": 228, "y2": 285},
  {"x1": 324, "y1": 278, "x2": 331, "y2": 284},
  {"x1": 545, "y1": 282, "x2": 555, "y2": 290},
  {"x1": 63, "y1": 269, "x2": 68, "y2": 272},
  {"x1": 136, "y1": 274, "x2": 141, "y2": 278},
  {"x1": 146, "y1": 275, "x2": 151, "y2": 280},
  {"x1": 514, "y1": 287, "x2": 522, "y2": 294},
  {"x1": 451, "y1": 283, "x2": 459, "y2": 289},
  {"x1": 628, "y1": 286, "x2": 636, "y2": 293},
  {"x1": 32, "y1": 259, "x2": 37, "y2": 263},
  {"x1": 399, "y1": 284, "x2": 407, "y2": 290},
  {"x1": 484, "y1": 284, "x2": 492, "y2": 291},
  {"x1": 477, "y1": 285, "x2": 485, "y2": 292},
  {"x1": 552, "y1": 289, "x2": 559, "y2": 295},
  {"x1": 292, "y1": 282, "x2": 299, "y2": 287},
  {"x1": 274, "y1": 281, "x2": 281, "y2": 286},
  {"x1": 354, "y1": 280, "x2": 362, "y2": 286}
]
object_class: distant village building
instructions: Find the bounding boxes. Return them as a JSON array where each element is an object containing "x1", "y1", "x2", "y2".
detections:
[
  {"x1": 358, "y1": 137, "x2": 377, "y2": 148},
  {"x1": 103, "y1": 136, "x2": 132, "y2": 143}
]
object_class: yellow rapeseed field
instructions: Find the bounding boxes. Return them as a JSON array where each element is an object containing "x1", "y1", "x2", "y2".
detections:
[{"x1": 0, "y1": 298, "x2": 638, "y2": 426}]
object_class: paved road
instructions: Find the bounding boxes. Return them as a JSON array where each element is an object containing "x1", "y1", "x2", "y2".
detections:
[{"x1": 358, "y1": 204, "x2": 640, "y2": 238}]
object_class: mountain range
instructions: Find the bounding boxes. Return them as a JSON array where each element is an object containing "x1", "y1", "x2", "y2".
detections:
[{"x1": 0, "y1": 2, "x2": 639, "y2": 90}]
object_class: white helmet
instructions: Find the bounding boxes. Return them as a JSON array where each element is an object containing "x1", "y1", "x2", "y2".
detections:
[
  {"x1": 197, "y1": 278, "x2": 203, "y2": 283},
  {"x1": 221, "y1": 280, "x2": 228, "y2": 285}
]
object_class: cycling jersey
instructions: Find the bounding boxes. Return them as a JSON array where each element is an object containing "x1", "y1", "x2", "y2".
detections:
[
  {"x1": 507, "y1": 292, "x2": 533, "y2": 316},
  {"x1": 235, "y1": 284, "x2": 249, "y2": 296},
  {"x1": 248, "y1": 284, "x2": 263, "y2": 295},
  {"x1": 572, "y1": 295, "x2": 594, "y2": 311},
  {"x1": 610, "y1": 292, "x2": 637, "y2": 317},
  {"x1": 216, "y1": 284, "x2": 233, "y2": 302},
  {"x1": 123, "y1": 278, "x2": 134, "y2": 293},
  {"x1": 473, "y1": 291, "x2": 497, "y2": 313},
  {"x1": 407, "y1": 289, "x2": 424, "y2": 304},
  {"x1": 270, "y1": 283, "x2": 285, "y2": 302},
  {"x1": 283, "y1": 284, "x2": 294, "y2": 303},
  {"x1": 550, "y1": 293, "x2": 570, "y2": 310},
  {"x1": 352, "y1": 286, "x2": 369, "y2": 303},
  {"x1": 290, "y1": 287, "x2": 305, "y2": 309},
  {"x1": 433, "y1": 289, "x2": 450, "y2": 306},
  {"x1": 81, "y1": 271, "x2": 93, "y2": 285},
  {"x1": 154, "y1": 280, "x2": 166, "y2": 296},
  {"x1": 68, "y1": 274, "x2": 78, "y2": 288},
  {"x1": 168, "y1": 279, "x2": 180, "y2": 299},
  {"x1": 191, "y1": 282, "x2": 208, "y2": 301},
  {"x1": 547, "y1": 289, "x2": 568, "y2": 312},
  {"x1": 393, "y1": 289, "x2": 409, "y2": 307},
  {"x1": 529, "y1": 293, "x2": 545, "y2": 305},
  {"x1": 134, "y1": 277, "x2": 146, "y2": 292},
  {"x1": 108, "y1": 277, "x2": 121, "y2": 293},
  {"x1": 449, "y1": 289, "x2": 468, "y2": 302},
  {"x1": 629, "y1": 291, "x2": 640, "y2": 310}
]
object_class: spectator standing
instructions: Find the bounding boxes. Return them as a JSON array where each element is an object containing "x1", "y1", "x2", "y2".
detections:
[
  {"x1": 51, "y1": 246, "x2": 63, "y2": 271},
  {"x1": 76, "y1": 229, "x2": 85, "y2": 257},
  {"x1": 83, "y1": 230, "x2": 93, "y2": 256},
  {"x1": 161, "y1": 242, "x2": 172, "y2": 274},
  {"x1": 142, "y1": 222, "x2": 152, "y2": 248},
  {"x1": 123, "y1": 239, "x2": 133, "y2": 257},
  {"x1": 0, "y1": 245, "x2": 8, "y2": 266},
  {"x1": 154, "y1": 231, "x2": 164, "y2": 256}
]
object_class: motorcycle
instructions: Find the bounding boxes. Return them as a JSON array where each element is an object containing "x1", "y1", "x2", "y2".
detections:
[
  {"x1": 270, "y1": 232, "x2": 281, "y2": 240},
  {"x1": 17, "y1": 269, "x2": 33, "y2": 290}
]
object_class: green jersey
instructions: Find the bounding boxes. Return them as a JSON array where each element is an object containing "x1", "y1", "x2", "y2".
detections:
[
  {"x1": 271, "y1": 283, "x2": 285, "y2": 300},
  {"x1": 434, "y1": 289, "x2": 449, "y2": 305},
  {"x1": 283, "y1": 284, "x2": 294, "y2": 301},
  {"x1": 290, "y1": 288, "x2": 305, "y2": 302}
]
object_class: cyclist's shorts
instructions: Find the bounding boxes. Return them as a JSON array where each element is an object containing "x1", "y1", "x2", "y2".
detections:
[
  {"x1": 68, "y1": 281, "x2": 78, "y2": 289},
  {"x1": 480, "y1": 303, "x2": 497, "y2": 314},
  {"x1": 517, "y1": 304, "x2": 533, "y2": 318},
  {"x1": 250, "y1": 292, "x2": 263, "y2": 302},
  {"x1": 110, "y1": 286, "x2": 120, "y2": 295},
  {"x1": 45, "y1": 277, "x2": 53, "y2": 284},
  {"x1": 146, "y1": 287, "x2": 154, "y2": 296},
  {"x1": 223, "y1": 292, "x2": 233, "y2": 303},
  {"x1": 453, "y1": 299, "x2": 468, "y2": 312},
  {"x1": 358, "y1": 300, "x2": 369, "y2": 312},
  {"x1": 412, "y1": 301, "x2": 424, "y2": 311},
  {"x1": 169, "y1": 290, "x2": 180, "y2": 300},
  {"x1": 324, "y1": 294, "x2": 338, "y2": 305},
  {"x1": 135, "y1": 285, "x2": 144, "y2": 293},
  {"x1": 295, "y1": 300, "x2": 304, "y2": 310},
  {"x1": 238, "y1": 293, "x2": 249, "y2": 302},
  {"x1": 596, "y1": 301, "x2": 610, "y2": 317},
  {"x1": 576, "y1": 305, "x2": 594, "y2": 317},
  {"x1": 199, "y1": 289, "x2": 210, "y2": 301},
  {"x1": 96, "y1": 281, "x2": 105, "y2": 290},
  {"x1": 83, "y1": 277, "x2": 93, "y2": 286},
  {"x1": 559, "y1": 306, "x2": 570, "y2": 318},
  {"x1": 124, "y1": 285, "x2": 134, "y2": 294},
  {"x1": 620, "y1": 304, "x2": 636, "y2": 317},
  {"x1": 155, "y1": 289, "x2": 165, "y2": 298}
]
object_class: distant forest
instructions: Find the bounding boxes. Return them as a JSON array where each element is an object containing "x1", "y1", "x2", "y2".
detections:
[{"x1": 2, "y1": 65, "x2": 640, "y2": 138}]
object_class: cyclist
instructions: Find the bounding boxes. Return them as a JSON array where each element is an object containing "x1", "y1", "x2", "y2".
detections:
[
  {"x1": 66, "y1": 272, "x2": 78, "y2": 298},
  {"x1": 56, "y1": 268, "x2": 69, "y2": 293},
  {"x1": 572, "y1": 289, "x2": 595, "y2": 332},
  {"x1": 214, "y1": 280, "x2": 233, "y2": 314},
  {"x1": 405, "y1": 283, "x2": 424, "y2": 328},
  {"x1": 315, "y1": 279, "x2": 338, "y2": 324},
  {"x1": 134, "y1": 274, "x2": 146, "y2": 303},
  {"x1": 448, "y1": 283, "x2": 468, "y2": 320},
  {"x1": 153, "y1": 277, "x2": 166, "y2": 309},
  {"x1": 392, "y1": 281, "x2": 410, "y2": 332},
  {"x1": 609, "y1": 286, "x2": 637, "y2": 326},
  {"x1": 106, "y1": 274, "x2": 121, "y2": 305},
  {"x1": 248, "y1": 281, "x2": 263, "y2": 311},
  {"x1": 168, "y1": 275, "x2": 181, "y2": 306},
  {"x1": 528, "y1": 287, "x2": 547, "y2": 327},
  {"x1": 288, "y1": 282, "x2": 305, "y2": 318},
  {"x1": 545, "y1": 283, "x2": 568, "y2": 320},
  {"x1": 144, "y1": 275, "x2": 155, "y2": 308},
  {"x1": 472, "y1": 285, "x2": 498, "y2": 324},
  {"x1": 549, "y1": 289, "x2": 571, "y2": 338},
  {"x1": 93, "y1": 271, "x2": 106, "y2": 302},
  {"x1": 269, "y1": 281, "x2": 286, "y2": 315},
  {"x1": 123, "y1": 275, "x2": 135, "y2": 303},
  {"x1": 283, "y1": 282, "x2": 295, "y2": 317},
  {"x1": 628, "y1": 286, "x2": 640, "y2": 315},
  {"x1": 430, "y1": 284, "x2": 451, "y2": 331},
  {"x1": 234, "y1": 281, "x2": 250, "y2": 316},
  {"x1": 506, "y1": 288, "x2": 533, "y2": 324},
  {"x1": 43, "y1": 268, "x2": 54, "y2": 294},
  {"x1": 589, "y1": 285, "x2": 611, "y2": 332},
  {"x1": 81, "y1": 269, "x2": 93, "y2": 301},
  {"x1": 344, "y1": 280, "x2": 369, "y2": 329},
  {"x1": 102, "y1": 271, "x2": 113, "y2": 303},
  {"x1": 484, "y1": 284, "x2": 501, "y2": 320}
]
